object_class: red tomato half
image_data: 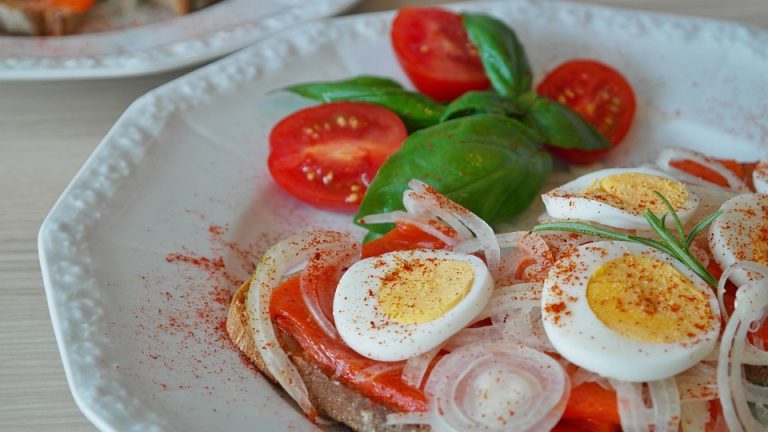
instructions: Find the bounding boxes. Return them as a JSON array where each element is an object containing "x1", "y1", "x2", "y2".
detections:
[
  {"x1": 391, "y1": 7, "x2": 490, "y2": 101},
  {"x1": 268, "y1": 102, "x2": 407, "y2": 212},
  {"x1": 537, "y1": 59, "x2": 636, "y2": 164}
]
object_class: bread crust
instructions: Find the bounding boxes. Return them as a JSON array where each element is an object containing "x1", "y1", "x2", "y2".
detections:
[
  {"x1": 226, "y1": 280, "x2": 426, "y2": 432},
  {"x1": 0, "y1": 0, "x2": 88, "y2": 35}
]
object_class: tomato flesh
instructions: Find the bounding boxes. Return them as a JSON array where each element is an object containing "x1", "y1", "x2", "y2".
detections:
[
  {"x1": 670, "y1": 159, "x2": 757, "y2": 190},
  {"x1": 537, "y1": 59, "x2": 636, "y2": 164},
  {"x1": 391, "y1": 7, "x2": 490, "y2": 101},
  {"x1": 268, "y1": 102, "x2": 406, "y2": 212},
  {"x1": 362, "y1": 222, "x2": 448, "y2": 258},
  {"x1": 33, "y1": 0, "x2": 94, "y2": 11}
]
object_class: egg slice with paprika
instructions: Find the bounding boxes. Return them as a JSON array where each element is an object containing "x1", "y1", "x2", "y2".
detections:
[
  {"x1": 542, "y1": 167, "x2": 700, "y2": 230},
  {"x1": 709, "y1": 193, "x2": 768, "y2": 286},
  {"x1": 333, "y1": 249, "x2": 493, "y2": 361},
  {"x1": 541, "y1": 241, "x2": 720, "y2": 382}
]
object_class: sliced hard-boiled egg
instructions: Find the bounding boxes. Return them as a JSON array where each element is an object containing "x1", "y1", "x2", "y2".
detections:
[
  {"x1": 709, "y1": 193, "x2": 768, "y2": 286},
  {"x1": 542, "y1": 167, "x2": 700, "y2": 230},
  {"x1": 541, "y1": 241, "x2": 721, "y2": 382},
  {"x1": 753, "y1": 157, "x2": 768, "y2": 194},
  {"x1": 333, "y1": 249, "x2": 493, "y2": 361}
]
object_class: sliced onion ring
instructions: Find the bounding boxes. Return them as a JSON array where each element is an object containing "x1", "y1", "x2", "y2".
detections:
[
  {"x1": 656, "y1": 147, "x2": 750, "y2": 192},
  {"x1": 717, "y1": 262, "x2": 768, "y2": 431},
  {"x1": 611, "y1": 378, "x2": 681, "y2": 432},
  {"x1": 387, "y1": 341, "x2": 570, "y2": 432},
  {"x1": 245, "y1": 230, "x2": 355, "y2": 419},
  {"x1": 402, "y1": 346, "x2": 442, "y2": 389},
  {"x1": 300, "y1": 237, "x2": 359, "y2": 340},
  {"x1": 405, "y1": 179, "x2": 500, "y2": 276}
]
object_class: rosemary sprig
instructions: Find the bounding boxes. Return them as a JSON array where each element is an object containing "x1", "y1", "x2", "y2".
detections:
[{"x1": 532, "y1": 191, "x2": 722, "y2": 287}]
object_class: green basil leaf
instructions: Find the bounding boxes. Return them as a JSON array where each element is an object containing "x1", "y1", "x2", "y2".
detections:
[
  {"x1": 440, "y1": 90, "x2": 524, "y2": 122},
  {"x1": 520, "y1": 93, "x2": 611, "y2": 151},
  {"x1": 462, "y1": 13, "x2": 532, "y2": 98},
  {"x1": 355, "y1": 114, "x2": 551, "y2": 235},
  {"x1": 283, "y1": 75, "x2": 444, "y2": 131}
]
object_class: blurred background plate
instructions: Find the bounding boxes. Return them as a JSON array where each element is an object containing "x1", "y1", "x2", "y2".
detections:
[
  {"x1": 38, "y1": 0, "x2": 767, "y2": 431},
  {"x1": 0, "y1": 0, "x2": 359, "y2": 80}
]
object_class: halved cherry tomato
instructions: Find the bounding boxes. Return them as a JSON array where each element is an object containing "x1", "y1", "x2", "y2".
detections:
[
  {"x1": 391, "y1": 7, "x2": 490, "y2": 101},
  {"x1": 562, "y1": 382, "x2": 621, "y2": 425},
  {"x1": 268, "y1": 102, "x2": 407, "y2": 212},
  {"x1": 537, "y1": 59, "x2": 636, "y2": 164}
]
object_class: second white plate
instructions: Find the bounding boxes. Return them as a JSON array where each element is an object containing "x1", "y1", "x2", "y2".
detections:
[{"x1": 0, "y1": 0, "x2": 358, "y2": 80}]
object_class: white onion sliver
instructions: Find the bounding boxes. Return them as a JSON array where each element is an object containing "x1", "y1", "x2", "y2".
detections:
[
  {"x1": 442, "y1": 326, "x2": 501, "y2": 352},
  {"x1": 611, "y1": 378, "x2": 681, "y2": 432},
  {"x1": 675, "y1": 362, "x2": 718, "y2": 401},
  {"x1": 680, "y1": 401, "x2": 711, "y2": 432},
  {"x1": 717, "y1": 263, "x2": 768, "y2": 432},
  {"x1": 405, "y1": 180, "x2": 501, "y2": 275},
  {"x1": 245, "y1": 230, "x2": 354, "y2": 418},
  {"x1": 571, "y1": 367, "x2": 611, "y2": 390},
  {"x1": 352, "y1": 362, "x2": 404, "y2": 384},
  {"x1": 656, "y1": 147, "x2": 750, "y2": 192},
  {"x1": 299, "y1": 237, "x2": 360, "y2": 340},
  {"x1": 395, "y1": 341, "x2": 570, "y2": 432},
  {"x1": 402, "y1": 346, "x2": 441, "y2": 389}
]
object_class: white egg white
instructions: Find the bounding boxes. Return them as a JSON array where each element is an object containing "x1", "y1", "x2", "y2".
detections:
[
  {"x1": 333, "y1": 249, "x2": 493, "y2": 362},
  {"x1": 541, "y1": 167, "x2": 700, "y2": 230},
  {"x1": 541, "y1": 241, "x2": 721, "y2": 382},
  {"x1": 753, "y1": 158, "x2": 768, "y2": 194},
  {"x1": 709, "y1": 193, "x2": 768, "y2": 286}
]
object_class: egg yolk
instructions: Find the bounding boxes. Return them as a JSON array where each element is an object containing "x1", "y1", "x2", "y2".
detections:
[
  {"x1": 378, "y1": 259, "x2": 474, "y2": 324},
  {"x1": 752, "y1": 224, "x2": 768, "y2": 265},
  {"x1": 586, "y1": 254, "x2": 713, "y2": 343},
  {"x1": 583, "y1": 173, "x2": 688, "y2": 215}
]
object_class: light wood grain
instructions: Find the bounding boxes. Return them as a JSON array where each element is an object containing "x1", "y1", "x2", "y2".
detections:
[{"x1": 0, "y1": 1, "x2": 765, "y2": 431}]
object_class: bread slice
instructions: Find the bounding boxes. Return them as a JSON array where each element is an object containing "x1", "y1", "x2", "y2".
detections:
[
  {"x1": 227, "y1": 280, "x2": 427, "y2": 432},
  {"x1": 148, "y1": 0, "x2": 220, "y2": 15},
  {"x1": 0, "y1": 0, "x2": 90, "y2": 35}
]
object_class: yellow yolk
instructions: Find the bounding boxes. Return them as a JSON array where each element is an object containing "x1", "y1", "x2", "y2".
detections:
[
  {"x1": 586, "y1": 254, "x2": 713, "y2": 343},
  {"x1": 582, "y1": 173, "x2": 689, "y2": 215},
  {"x1": 378, "y1": 259, "x2": 474, "y2": 324}
]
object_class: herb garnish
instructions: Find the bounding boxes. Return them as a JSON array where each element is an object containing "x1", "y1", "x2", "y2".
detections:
[{"x1": 532, "y1": 191, "x2": 721, "y2": 287}]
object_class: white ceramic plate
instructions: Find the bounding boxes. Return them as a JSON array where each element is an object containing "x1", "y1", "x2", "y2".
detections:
[
  {"x1": 0, "y1": 0, "x2": 358, "y2": 80},
  {"x1": 39, "y1": 1, "x2": 768, "y2": 431}
]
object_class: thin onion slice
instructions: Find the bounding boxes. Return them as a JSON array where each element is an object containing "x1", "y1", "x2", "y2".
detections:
[
  {"x1": 680, "y1": 401, "x2": 712, "y2": 432},
  {"x1": 571, "y1": 367, "x2": 611, "y2": 390},
  {"x1": 656, "y1": 147, "x2": 750, "y2": 192},
  {"x1": 402, "y1": 346, "x2": 442, "y2": 389},
  {"x1": 299, "y1": 236, "x2": 359, "y2": 340},
  {"x1": 611, "y1": 378, "x2": 681, "y2": 432},
  {"x1": 405, "y1": 180, "x2": 500, "y2": 276},
  {"x1": 675, "y1": 362, "x2": 718, "y2": 401},
  {"x1": 442, "y1": 326, "x2": 501, "y2": 352},
  {"x1": 358, "y1": 211, "x2": 456, "y2": 245},
  {"x1": 245, "y1": 230, "x2": 355, "y2": 419},
  {"x1": 717, "y1": 262, "x2": 768, "y2": 431},
  {"x1": 387, "y1": 341, "x2": 570, "y2": 431},
  {"x1": 352, "y1": 362, "x2": 405, "y2": 384}
]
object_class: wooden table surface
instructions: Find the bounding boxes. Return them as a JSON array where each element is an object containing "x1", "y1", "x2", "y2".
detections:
[{"x1": 1, "y1": 0, "x2": 766, "y2": 430}]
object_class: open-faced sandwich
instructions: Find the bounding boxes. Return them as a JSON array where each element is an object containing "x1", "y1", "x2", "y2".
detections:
[
  {"x1": 0, "y1": 0, "x2": 221, "y2": 36},
  {"x1": 227, "y1": 6, "x2": 768, "y2": 431}
]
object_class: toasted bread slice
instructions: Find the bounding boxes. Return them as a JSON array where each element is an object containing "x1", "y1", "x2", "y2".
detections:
[
  {"x1": 0, "y1": 0, "x2": 90, "y2": 35},
  {"x1": 227, "y1": 280, "x2": 425, "y2": 432}
]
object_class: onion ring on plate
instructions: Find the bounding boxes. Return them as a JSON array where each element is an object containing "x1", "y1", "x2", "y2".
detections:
[
  {"x1": 611, "y1": 378, "x2": 681, "y2": 432},
  {"x1": 387, "y1": 341, "x2": 570, "y2": 432},
  {"x1": 358, "y1": 211, "x2": 457, "y2": 245},
  {"x1": 717, "y1": 262, "x2": 768, "y2": 431},
  {"x1": 675, "y1": 362, "x2": 718, "y2": 401},
  {"x1": 405, "y1": 180, "x2": 500, "y2": 276},
  {"x1": 680, "y1": 401, "x2": 712, "y2": 432},
  {"x1": 300, "y1": 236, "x2": 360, "y2": 340},
  {"x1": 245, "y1": 230, "x2": 356, "y2": 418},
  {"x1": 352, "y1": 362, "x2": 405, "y2": 384},
  {"x1": 402, "y1": 346, "x2": 442, "y2": 389},
  {"x1": 656, "y1": 147, "x2": 750, "y2": 192}
]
